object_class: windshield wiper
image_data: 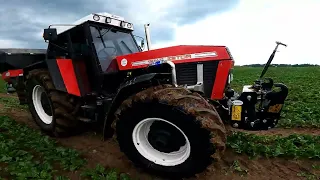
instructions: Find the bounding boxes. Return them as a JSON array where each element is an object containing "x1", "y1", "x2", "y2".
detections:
[
  {"x1": 98, "y1": 26, "x2": 113, "y2": 38},
  {"x1": 95, "y1": 26, "x2": 116, "y2": 48},
  {"x1": 96, "y1": 28, "x2": 106, "y2": 48}
]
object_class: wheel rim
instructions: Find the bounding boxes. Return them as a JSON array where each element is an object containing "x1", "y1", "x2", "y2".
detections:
[
  {"x1": 132, "y1": 118, "x2": 191, "y2": 166},
  {"x1": 32, "y1": 85, "x2": 53, "y2": 124}
]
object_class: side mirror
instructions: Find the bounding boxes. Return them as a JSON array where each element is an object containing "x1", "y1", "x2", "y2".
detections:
[
  {"x1": 43, "y1": 28, "x2": 58, "y2": 41},
  {"x1": 140, "y1": 39, "x2": 145, "y2": 50}
]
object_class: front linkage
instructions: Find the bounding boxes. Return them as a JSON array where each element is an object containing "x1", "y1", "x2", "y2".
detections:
[
  {"x1": 225, "y1": 78, "x2": 288, "y2": 130},
  {"x1": 222, "y1": 41, "x2": 289, "y2": 130}
]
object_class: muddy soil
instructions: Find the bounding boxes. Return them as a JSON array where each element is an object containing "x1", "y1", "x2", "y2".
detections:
[
  {"x1": 0, "y1": 93, "x2": 319, "y2": 180},
  {"x1": 226, "y1": 126, "x2": 320, "y2": 136},
  {"x1": 0, "y1": 92, "x2": 17, "y2": 98}
]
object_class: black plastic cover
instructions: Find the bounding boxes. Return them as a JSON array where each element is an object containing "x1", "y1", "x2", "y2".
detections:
[{"x1": 0, "y1": 49, "x2": 46, "y2": 73}]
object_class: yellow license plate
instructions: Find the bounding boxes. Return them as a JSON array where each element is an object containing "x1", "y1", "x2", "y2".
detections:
[
  {"x1": 268, "y1": 104, "x2": 283, "y2": 113},
  {"x1": 231, "y1": 105, "x2": 242, "y2": 121}
]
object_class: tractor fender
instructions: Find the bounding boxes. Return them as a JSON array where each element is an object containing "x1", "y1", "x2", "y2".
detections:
[
  {"x1": 23, "y1": 61, "x2": 47, "y2": 77},
  {"x1": 13, "y1": 61, "x2": 47, "y2": 89},
  {"x1": 19, "y1": 61, "x2": 48, "y2": 89},
  {"x1": 102, "y1": 73, "x2": 171, "y2": 139}
]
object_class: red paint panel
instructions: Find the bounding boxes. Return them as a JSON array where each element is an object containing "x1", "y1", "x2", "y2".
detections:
[
  {"x1": 1, "y1": 69, "x2": 24, "y2": 82},
  {"x1": 115, "y1": 45, "x2": 231, "y2": 71},
  {"x1": 211, "y1": 60, "x2": 234, "y2": 100},
  {"x1": 73, "y1": 60, "x2": 91, "y2": 94},
  {"x1": 56, "y1": 59, "x2": 81, "y2": 96}
]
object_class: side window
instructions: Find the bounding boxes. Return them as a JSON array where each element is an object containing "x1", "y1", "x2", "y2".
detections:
[
  {"x1": 69, "y1": 26, "x2": 88, "y2": 57},
  {"x1": 47, "y1": 33, "x2": 69, "y2": 59}
]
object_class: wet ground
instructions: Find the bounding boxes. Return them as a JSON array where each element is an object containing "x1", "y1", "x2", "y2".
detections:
[{"x1": 1, "y1": 93, "x2": 319, "y2": 180}]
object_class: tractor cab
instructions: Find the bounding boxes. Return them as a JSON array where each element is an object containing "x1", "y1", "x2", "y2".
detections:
[
  {"x1": 43, "y1": 12, "x2": 143, "y2": 93},
  {"x1": 43, "y1": 12, "x2": 141, "y2": 72}
]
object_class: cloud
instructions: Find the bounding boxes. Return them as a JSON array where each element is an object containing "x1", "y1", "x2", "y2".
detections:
[
  {"x1": 0, "y1": 0, "x2": 239, "y2": 49},
  {"x1": 153, "y1": 0, "x2": 320, "y2": 65},
  {"x1": 0, "y1": 39, "x2": 26, "y2": 48}
]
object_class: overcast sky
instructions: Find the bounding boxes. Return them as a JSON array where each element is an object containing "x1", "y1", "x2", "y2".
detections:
[{"x1": 1, "y1": 0, "x2": 319, "y2": 65}]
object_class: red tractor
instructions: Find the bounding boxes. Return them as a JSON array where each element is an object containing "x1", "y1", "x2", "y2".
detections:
[{"x1": 0, "y1": 12, "x2": 288, "y2": 178}]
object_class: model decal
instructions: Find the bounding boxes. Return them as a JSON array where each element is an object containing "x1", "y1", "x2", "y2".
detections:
[{"x1": 131, "y1": 51, "x2": 218, "y2": 67}]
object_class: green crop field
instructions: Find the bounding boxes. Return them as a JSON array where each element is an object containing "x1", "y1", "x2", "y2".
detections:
[
  {"x1": 0, "y1": 76, "x2": 5, "y2": 94},
  {"x1": 0, "y1": 66, "x2": 319, "y2": 179},
  {"x1": 0, "y1": 116, "x2": 130, "y2": 180}
]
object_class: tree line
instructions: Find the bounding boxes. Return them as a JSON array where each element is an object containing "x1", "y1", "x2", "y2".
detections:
[{"x1": 238, "y1": 64, "x2": 319, "y2": 67}]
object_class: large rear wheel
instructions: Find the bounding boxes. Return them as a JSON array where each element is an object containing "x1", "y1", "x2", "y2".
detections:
[
  {"x1": 114, "y1": 85, "x2": 227, "y2": 178},
  {"x1": 26, "y1": 69, "x2": 81, "y2": 137}
]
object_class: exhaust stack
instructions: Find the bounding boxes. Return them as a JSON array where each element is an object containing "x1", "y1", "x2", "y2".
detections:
[{"x1": 144, "y1": 23, "x2": 151, "y2": 50}]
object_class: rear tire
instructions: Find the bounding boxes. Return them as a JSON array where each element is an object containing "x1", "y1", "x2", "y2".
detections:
[
  {"x1": 114, "y1": 85, "x2": 227, "y2": 178},
  {"x1": 26, "y1": 69, "x2": 81, "y2": 137}
]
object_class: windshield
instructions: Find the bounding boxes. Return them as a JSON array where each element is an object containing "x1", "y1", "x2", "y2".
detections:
[{"x1": 90, "y1": 26, "x2": 140, "y2": 71}]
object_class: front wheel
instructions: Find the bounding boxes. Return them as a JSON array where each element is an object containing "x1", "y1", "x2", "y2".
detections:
[
  {"x1": 132, "y1": 117, "x2": 191, "y2": 167},
  {"x1": 114, "y1": 85, "x2": 227, "y2": 178}
]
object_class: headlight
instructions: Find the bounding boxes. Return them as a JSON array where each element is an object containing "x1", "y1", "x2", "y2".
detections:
[
  {"x1": 120, "y1": 21, "x2": 126, "y2": 28},
  {"x1": 229, "y1": 73, "x2": 233, "y2": 82},
  {"x1": 105, "y1": 17, "x2": 111, "y2": 23},
  {"x1": 93, "y1": 14, "x2": 100, "y2": 21},
  {"x1": 228, "y1": 71, "x2": 233, "y2": 84}
]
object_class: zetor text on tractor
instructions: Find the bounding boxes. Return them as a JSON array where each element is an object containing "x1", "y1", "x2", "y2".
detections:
[{"x1": 0, "y1": 12, "x2": 288, "y2": 178}]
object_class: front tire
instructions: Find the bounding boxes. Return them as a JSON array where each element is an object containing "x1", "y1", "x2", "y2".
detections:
[
  {"x1": 114, "y1": 85, "x2": 227, "y2": 178},
  {"x1": 26, "y1": 69, "x2": 81, "y2": 137}
]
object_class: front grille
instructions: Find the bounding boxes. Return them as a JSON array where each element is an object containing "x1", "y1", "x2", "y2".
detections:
[{"x1": 175, "y1": 61, "x2": 219, "y2": 97}]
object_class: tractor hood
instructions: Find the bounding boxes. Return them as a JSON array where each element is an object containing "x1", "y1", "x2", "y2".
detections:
[{"x1": 114, "y1": 45, "x2": 232, "y2": 71}]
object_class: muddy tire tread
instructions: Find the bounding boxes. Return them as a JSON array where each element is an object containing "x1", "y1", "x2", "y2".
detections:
[
  {"x1": 113, "y1": 84, "x2": 227, "y2": 166},
  {"x1": 26, "y1": 69, "x2": 81, "y2": 137}
]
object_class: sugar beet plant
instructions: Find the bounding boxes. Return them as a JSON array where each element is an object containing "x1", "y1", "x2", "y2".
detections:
[
  {"x1": 0, "y1": 116, "x2": 86, "y2": 179},
  {"x1": 0, "y1": 115, "x2": 133, "y2": 180},
  {"x1": 227, "y1": 131, "x2": 320, "y2": 159}
]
